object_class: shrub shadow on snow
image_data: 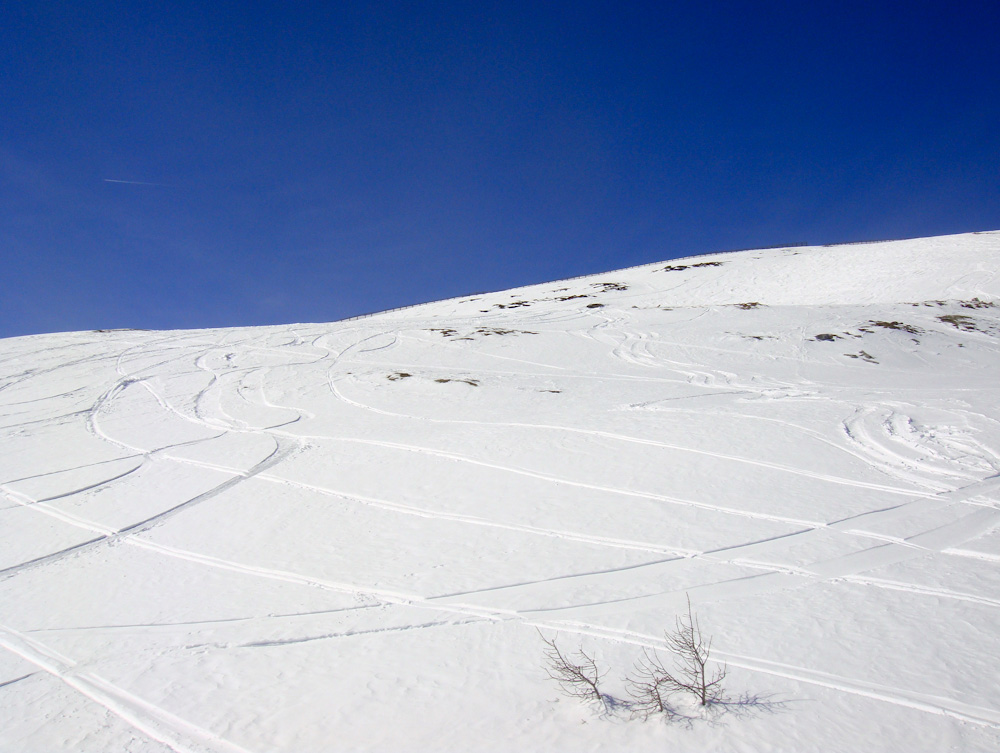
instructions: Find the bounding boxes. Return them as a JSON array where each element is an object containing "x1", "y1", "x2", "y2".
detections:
[{"x1": 589, "y1": 689, "x2": 789, "y2": 728}]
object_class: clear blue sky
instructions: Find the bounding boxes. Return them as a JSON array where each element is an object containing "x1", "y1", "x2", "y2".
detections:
[{"x1": 3, "y1": 1, "x2": 999, "y2": 337}]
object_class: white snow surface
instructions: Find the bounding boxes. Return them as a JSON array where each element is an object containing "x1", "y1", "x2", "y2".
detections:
[{"x1": 2, "y1": 230, "x2": 1000, "y2": 752}]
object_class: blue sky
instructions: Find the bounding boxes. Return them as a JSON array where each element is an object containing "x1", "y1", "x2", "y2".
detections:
[{"x1": 3, "y1": 1, "x2": 999, "y2": 337}]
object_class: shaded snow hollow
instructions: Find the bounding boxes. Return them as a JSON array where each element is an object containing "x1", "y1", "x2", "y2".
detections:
[{"x1": 2, "y1": 230, "x2": 1000, "y2": 752}]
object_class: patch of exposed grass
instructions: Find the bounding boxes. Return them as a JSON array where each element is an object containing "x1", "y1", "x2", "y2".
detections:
[
  {"x1": 474, "y1": 328, "x2": 537, "y2": 337},
  {"x1": 869, "y1": 321, "x2": 923, "y2": 334},
  {"x1": 661, "y1": 261, "x2": 724, "y2": 272},
  {"x1": 938, "y1": 314, "x2": 979, "y2": 332},
  {"x1": 960, "y1": 298, "x2": 997, "y2": 309},
  {"x1": 431, "y1": 327, "x2": 536, "y2": 339},
  {"x1": 910, "y1": 298, "x2": 995, "y2": 309}
]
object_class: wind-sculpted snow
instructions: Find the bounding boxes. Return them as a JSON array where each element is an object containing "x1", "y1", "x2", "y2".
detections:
[{"x1": 2, "y1": 231, "x2": 1000, "y2": 751}]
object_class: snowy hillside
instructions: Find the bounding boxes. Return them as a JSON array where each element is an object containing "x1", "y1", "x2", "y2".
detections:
[{"x1": 2, "y1": 230, "x2": 1000, "y2": 752}]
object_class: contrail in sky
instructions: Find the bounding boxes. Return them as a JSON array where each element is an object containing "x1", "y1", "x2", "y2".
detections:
[{"x1": 103, "y1": 178, "x2": 173, "y2": 187}]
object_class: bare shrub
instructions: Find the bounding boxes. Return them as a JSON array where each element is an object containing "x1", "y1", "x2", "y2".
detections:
[
  {"x1": 626, "y1": 596, "x2": 727, "y2": 713},
  {"x1": 539, "y1": 632, "x2": 609, "y2": 708},
  {"x1": 625, "y1": 646, "x2": 680, "y2": 720},
  {"x1": 541, "y1": 598, "x2": 780, "y2": 725}
]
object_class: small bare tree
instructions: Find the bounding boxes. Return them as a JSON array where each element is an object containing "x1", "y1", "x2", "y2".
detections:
[
  {"x1": 627, "y1": 595, "x2": 727, "y2": 712},
  {"x1": 539, "y1": 631, "x2": 608, "y2": 708},
  {"x1": 624, "y1": 646, "x2": 678, "y2": 719}
]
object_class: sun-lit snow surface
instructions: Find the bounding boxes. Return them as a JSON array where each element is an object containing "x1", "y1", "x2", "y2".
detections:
[{"x1": 2, "y1": 231, "x2": 1000, "y2": 752}]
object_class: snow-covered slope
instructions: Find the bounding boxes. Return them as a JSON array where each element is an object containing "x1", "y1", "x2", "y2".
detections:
[{"x1": 2, "y1": 230, "x2": 1000, "y2": 752}]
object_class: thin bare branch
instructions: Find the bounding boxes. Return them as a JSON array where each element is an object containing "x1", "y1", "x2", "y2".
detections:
[
  {"x1": 624, "y1": 646, "x2": 679, "y2": 719},
  {"x1": 624, "y1": 595, "x2": 728, "y2": 713},
  {"x1": 538, "y1": 630, "x2": 606, "y2": 705}
]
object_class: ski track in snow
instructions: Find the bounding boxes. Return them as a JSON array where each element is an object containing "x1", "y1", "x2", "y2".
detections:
[
  {"x1": 0, "y1": 623, "x2": 255, "y2": 753},
  {"x1": 326, "y1": 377, "x2": 933, "y2": 499},
  {"x1": 3, "y1": 234, "x2": 1000, "y2": 749},
  {"x1": 9, "y1": 334, "x2": 1000, "y2": 733}
]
